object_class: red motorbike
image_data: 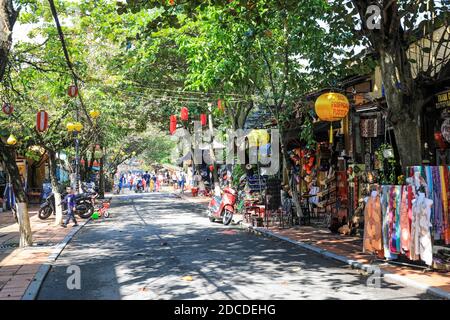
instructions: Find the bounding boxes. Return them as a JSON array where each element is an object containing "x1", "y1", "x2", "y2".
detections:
[{"x1": 207, "y1": 187, "x2": 237, "y2": 225}]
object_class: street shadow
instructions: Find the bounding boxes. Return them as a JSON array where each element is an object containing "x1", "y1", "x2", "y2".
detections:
[{"x1": 36, "y1": 193, "x2": 438, "y2": 300}]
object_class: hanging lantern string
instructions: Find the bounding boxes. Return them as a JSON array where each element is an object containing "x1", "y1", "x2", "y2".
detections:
[
  {"x1": 47, "y1": 0, "x2": 93, "y2": 127},
  {"x1": 98, "y1": 85, "x2": 248, "y2": 104}
]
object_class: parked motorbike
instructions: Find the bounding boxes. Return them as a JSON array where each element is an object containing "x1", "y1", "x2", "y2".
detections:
[
  {"x1": 38, "y1": 189, "x2": 96, "y2": 220},
  {"x1": 135, "y1": 179, "x2": 144, "y2": 193},
  {"x1": 207, "y1": 186, "x2": 237, "y2": 225}
]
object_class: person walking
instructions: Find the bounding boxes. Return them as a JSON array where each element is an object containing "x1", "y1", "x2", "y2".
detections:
[
  {"x1": 172, "y1": 172, "x2": 178, "y2": 190},
  {"x1": 143, "y1": 171, "x2": 151, "y2": 192},
  {"x1": 152, "y1": 173, "x2": 157, "y2": 192},
  {"x1": 61, "y1": 187, "x2": 78, "y2": 228},
  {"x1": 180, "y1": 171, "x2": 186, "y2": 194}
]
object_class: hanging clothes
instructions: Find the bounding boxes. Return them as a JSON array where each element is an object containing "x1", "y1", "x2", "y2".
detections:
[
  {"x1": 432, "y1": 167, "x2": 444, "y2": 241},
  {"x1": 411, "y1": 195, "x2": 433, "y2": 266},
  {"x1": 445, "y1": 166, "x2": 450, "y2": 245},
  {"x1": 381, "y1": 186, "x2": 397, "y2": 260},
  {"x1": 399, "y1": 185, "x2": 411, "y2": 257},
  {"x1": 363, "y1": 194, "x2": 383, "y2": 254},
  {"x1": 388, "y1": 186, "x2": 401, "y2": 255}
]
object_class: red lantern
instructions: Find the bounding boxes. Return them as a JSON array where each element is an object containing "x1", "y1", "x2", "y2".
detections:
[
  {"x1": 180, "y1": 107, "x2": 189, "y2": 121},
  {"x1": 36, "y1": 110, "x2": 49, "y2": 132},
  {"x1": 170, "y1": 115, "x2": 177, "y2": 135},
  {"x1": 435, "y1": 131, "x2": 447, "y2": 149},
  {"x1": 68, "y1": 85, "x2": 78, "y2": 97},
  {"x1": 209, "y1": 165, "x2": 214, "y2": 172},
  {"x1": 80, "y1": 159, "x2": 86, "y2": 166},
  {"x1": 200, "y1": 114, "x2": 207, "y2": 126},
  {"x1": 218, "y1": 99, "x2": 224, "y2": 111},
  {"x1": 2, "y1": 103, "x2": 13, "y2": 115},
  {"x1": 93, "y1": 160, "x2": 99, "y2": 167}
]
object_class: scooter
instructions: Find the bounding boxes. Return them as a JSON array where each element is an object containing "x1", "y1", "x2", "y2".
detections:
[
  {"x1": 207, "y1": 186, "x2": 237, "y2": 225},
  {"x1": 135, "y1": 179, "x2": 144, "y2": 193},
  {"x1": 38, "y1": 191, "x2": 95, "y2": 220}
]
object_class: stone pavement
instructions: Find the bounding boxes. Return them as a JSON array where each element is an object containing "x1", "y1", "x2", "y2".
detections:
[
  {"x1": 179, "y1": 191, "x2": 450, "y2": 299},
  {"x1": 0, "y1": 205, "x2": 86, "y2": 300}
]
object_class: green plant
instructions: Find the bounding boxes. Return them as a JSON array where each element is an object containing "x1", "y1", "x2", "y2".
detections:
[{"x1": 375, "y1": 144, "x2": 398, "y2": 184}]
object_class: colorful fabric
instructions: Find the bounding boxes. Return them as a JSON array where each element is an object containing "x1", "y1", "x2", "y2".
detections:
[
  {"x1": 363, "y1": 195, "x2": 383, "y2": 254},
  {"x1": 411, "y1": 195, "x2": 433, "y2": 266},
  {"x1": 360, "y1": 118, "x2": 378, "y2": 138},
  {"x1": 381, "y1": 186, "x2": 397, "y2": 260},
  {"x1": 400, "y1": 185, "x2": 411, "y2": 256},
  {"x1": 389, "y1": 186, "x2": 401, "y2": 254}
]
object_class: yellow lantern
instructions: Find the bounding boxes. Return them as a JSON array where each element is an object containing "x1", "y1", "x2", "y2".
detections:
[
  {"x1": 90, "y1": 109, "x2": 100, "y2": 119},
  {"x1": 66, "y1": 122, "x2": 75, "y2": 132},
  {"x1": 314, "y1": 92, "x2": 350, "y2": 144},
  {"x1": 248, "y1": 129, "x2": 270, "y2": 147},
  {"x1": 7, "y1": 134, "x2": 17, "y2": 145},
  {"x1": 73, "y1": 122, "x2": 83, "y2": 132}
]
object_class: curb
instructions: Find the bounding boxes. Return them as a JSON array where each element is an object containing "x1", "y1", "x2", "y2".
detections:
[
  {"x1": 246, "y1": 225, "x2": 450, "y2": 300},
  {"x1": 178, "y1": 193, "x2": 449, "y2": 300},
  {"x1": 21, "y1": 218, "x2": 91, "y2": 300}
]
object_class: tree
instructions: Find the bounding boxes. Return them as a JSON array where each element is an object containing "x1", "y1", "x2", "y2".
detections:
[
  {"x1": 332, "y1": 0, "x2": 450, "y2": 167},
  {"x1": 0, "y1": 0, "x2": 33, "y2": 247}
]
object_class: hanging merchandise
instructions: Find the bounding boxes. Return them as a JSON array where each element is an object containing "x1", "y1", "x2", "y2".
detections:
[
  {"x1": 360, "y1": 117, "x2": 378, "y2": 138},
  {"x1": 36, "y1": 110, "x2": 49, "y2": 132},
  {"x1": 411, "y1": 192, "x2": 434, "y2": 266},
  {"x1": 441, "y1": 119, "x2": 450, "y2": 143},
  {"x1": 399, "y1": 185, "x2": 412, "y2": 257},
  {"x1": 363, "y1": 191, "x2": 383, "y2": 254},
  {"x1": 2, "y1": 102, "x2": 13, "y2": 115}
]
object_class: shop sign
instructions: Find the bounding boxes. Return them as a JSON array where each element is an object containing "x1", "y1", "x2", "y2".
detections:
[
  {"x1": 436, "y1": 90, "x2": 450, "y2": 109},
  {"x1": 441, "y1": 118, "x2": 450, "y2": 143}
]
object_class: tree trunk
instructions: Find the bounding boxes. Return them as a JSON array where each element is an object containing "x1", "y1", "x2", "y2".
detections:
[
  {"x1": 0, "y1": 0, "x2": 19, "y2": 81},
  {"x1": 379, "y1": 49, "x2": 423, "y2": 167},
  {"x1": 99, "y1": 152, "x2": 105, "y2": 199},
  {"x1": 48, "y1": 150, "x2": 63, "y2": 226},
  {"x1": 0, "y1": 143, "x2": 33, "y2": 246},
  {"x1": 280, "y1": 138, "x2": 303, "y2": 221}
]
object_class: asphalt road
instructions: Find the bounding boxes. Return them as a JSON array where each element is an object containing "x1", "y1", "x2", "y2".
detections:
[{"x1": 37, "y1": 192, "x2": 434, "y2": 300}]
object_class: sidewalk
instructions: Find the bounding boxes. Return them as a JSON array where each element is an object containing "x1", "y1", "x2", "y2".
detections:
[
  {"x1": 179, "y1": 192, "x2": 450, "y2": 299},
  {"x1": 0, "y1": 205, "x2": 87, "y2": 300}
]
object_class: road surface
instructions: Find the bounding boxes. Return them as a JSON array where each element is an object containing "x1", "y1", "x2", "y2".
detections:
[{"x1": 37, "y1": 192, "x2": 434, "y2": 300}]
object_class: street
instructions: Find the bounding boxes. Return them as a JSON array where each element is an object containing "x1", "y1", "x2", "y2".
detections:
[{"x1": 37, "y1": 192, "x2": 434, "y2": 300}]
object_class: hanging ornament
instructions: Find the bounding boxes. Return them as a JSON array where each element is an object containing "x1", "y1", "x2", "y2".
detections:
[
  {"x1": 169, "y1": 0, "x2": 175, "y2": 5},
  {"x1": 36, "y1": 110, "x2": 49, "y2": 132},
  {"x1": 2, "y1": 103, "x2": 13, "y2": 115},
  {"x1": 209, "y1": 165, "x2": 214, "y2": 172},
  {"x1": 7, "y1": 134, "x2": 17, "y2": 145},
  {"x1": 68, "y1": 85, "x2": 78, "y2": 97},
  {"x1": 180, "y1": 107, "x2": 189, "y2": 121},
  {"x1": 93, "y1": 160, "x2": 99, "y2": 167},
  {"x1": 200, "y1": 114, "x2": 207, "y2": 126},
  {"x1": 218, "y1": 99, "x2": 225, "y2": 112},
  {"x1": 89, "y1": 109, "x2": 100, "y2": 119},
  {"x1": 315, "y1": 92, "x2": 349, "y2": 144},
  {"x1": 170, "y1": 115, "x2": 177, "y2": 135},
  {"x1": 80, "y1": 159, "x2": 86, "y2": 166}
]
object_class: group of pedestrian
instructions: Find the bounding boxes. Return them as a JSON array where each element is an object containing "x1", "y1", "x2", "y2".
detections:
[
  {"x1": 117, "y1": 171, "x2": 168, "y2": 194},
  {"x1": 171, "y1": 171, "x2": 186, "y2": 193}
]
